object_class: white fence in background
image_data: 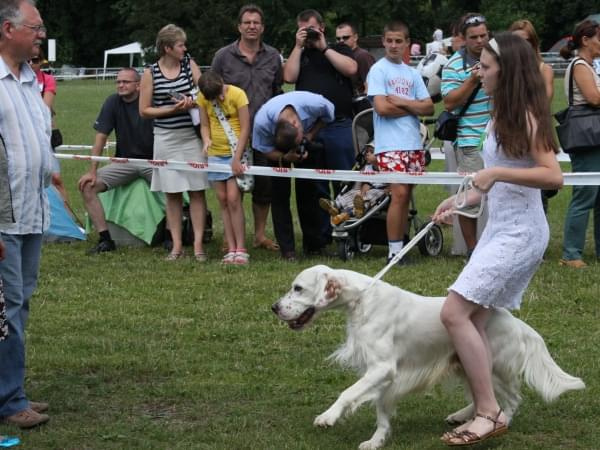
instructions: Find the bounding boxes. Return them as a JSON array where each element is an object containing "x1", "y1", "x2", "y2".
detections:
[{"x1": 48, "y1": 53, "x2": 576, "y2": 81}]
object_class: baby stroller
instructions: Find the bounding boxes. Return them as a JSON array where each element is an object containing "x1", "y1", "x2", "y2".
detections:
[{"x1": 331, "y1": 107, "x2": 443, "y2": 261}]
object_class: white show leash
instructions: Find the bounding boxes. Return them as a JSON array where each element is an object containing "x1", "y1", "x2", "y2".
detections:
[{"x1": 369, "y1": 175, "x2": 486, "y2": 287}]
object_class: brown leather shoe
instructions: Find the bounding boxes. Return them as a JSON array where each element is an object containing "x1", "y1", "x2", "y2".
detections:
[
  {"x1": 3, "y1": 408, "x2": 49, "y2": 429},
  {"x1": 29, "y1": 401, "x2": 49, "y2": 413},
  {"x1": 559, "y1": 259, "x2": 587, "y2": 268}
]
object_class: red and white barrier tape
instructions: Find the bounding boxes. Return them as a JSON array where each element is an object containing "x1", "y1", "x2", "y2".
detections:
[{"x1": 54, "y1": 153, "x2": 600, "y2": 186}]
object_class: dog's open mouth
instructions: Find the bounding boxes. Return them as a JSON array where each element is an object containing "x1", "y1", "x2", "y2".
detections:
[{"x1": 287, "y1": 307, "x2": 315, "y2": 330}]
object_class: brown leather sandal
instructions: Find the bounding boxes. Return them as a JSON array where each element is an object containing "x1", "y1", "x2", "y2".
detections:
[
  {"x1": 253, "y1": 238, "x2": 280, "y2": 251},
  {"x1": 441, "y1": 410, "x2": 507, "y2": 446}
]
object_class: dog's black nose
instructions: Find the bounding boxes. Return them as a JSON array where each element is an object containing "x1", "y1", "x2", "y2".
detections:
[{"x1": 271, "y1": 303, "x2": 279, "y2": 314}]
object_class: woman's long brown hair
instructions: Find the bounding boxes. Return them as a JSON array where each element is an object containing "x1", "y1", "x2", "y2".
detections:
[
  {"x1": 486, "y1": 32, "x2": 558, "y2": 158},
  {"x1": 508, "y1": 19, "x2": 542, "y2": 64}
]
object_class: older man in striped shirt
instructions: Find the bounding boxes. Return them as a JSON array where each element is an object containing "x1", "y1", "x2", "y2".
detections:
[{"x1": 0, "y1": 0, "x2": 53, "y2": 429}]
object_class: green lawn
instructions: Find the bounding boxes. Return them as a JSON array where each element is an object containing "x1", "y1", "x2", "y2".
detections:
[{"x1": 1, "y1": 78, "x2": 599, "y2": 449}]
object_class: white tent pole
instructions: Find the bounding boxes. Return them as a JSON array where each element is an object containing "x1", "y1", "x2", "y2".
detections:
[{"x1": 103, "y1": 51, "x2": 108, "y2": 80}]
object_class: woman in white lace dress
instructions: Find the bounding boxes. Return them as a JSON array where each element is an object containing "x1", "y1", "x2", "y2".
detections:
[{"x1": 433, "y1": 33, "x2": 563, "y2": 446}]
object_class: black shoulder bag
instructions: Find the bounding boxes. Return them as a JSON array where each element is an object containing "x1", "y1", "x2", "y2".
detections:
[
  {"x1": 434, "y1": 50, "x2": 481, "y2": 141},
  {"x1": 434, "y1": 83, "x2": 481, "y2": 141},
  {"x1": 554, "y1": 58, "x2": 600, "y2": 153}
]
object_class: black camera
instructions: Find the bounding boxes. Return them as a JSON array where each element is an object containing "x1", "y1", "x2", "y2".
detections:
[
  {"x1": 305, "y1": 27, "x2": 321, "y2": 41},
  {"x1": 297, "y1": 137, "x2": 324, "y2": 158}
]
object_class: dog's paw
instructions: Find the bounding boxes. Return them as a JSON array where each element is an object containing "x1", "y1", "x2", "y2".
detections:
[
  {"x1": 314, "y1": 410, "x2": 339, "y2": 428},
  {"x1": 358, "y1": 439, "x2": 384, "y2": 450},
  {"x1": 445, "y1": 405, "x2": 474, "y2": 425}
]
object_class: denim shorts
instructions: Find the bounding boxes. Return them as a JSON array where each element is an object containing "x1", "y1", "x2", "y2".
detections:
[{"x1": 208, "y1": 155, "x2": 234, "y2": 182}]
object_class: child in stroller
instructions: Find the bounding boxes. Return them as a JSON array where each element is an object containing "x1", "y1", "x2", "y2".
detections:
[
  {"x1": 329, "y1": 108, "x2": 443, "y2": 261},
  {"x1": 319, "y1": 143, "x2": 388, "y2": 225}
]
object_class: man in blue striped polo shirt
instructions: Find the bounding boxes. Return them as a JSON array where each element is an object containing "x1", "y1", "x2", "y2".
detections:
[
  {"x1": 441, "y1": 13, "x2": 491, "y2": 258},
  {"x1": 0, "y1": 0, "x2": 53, "y2": 429}
]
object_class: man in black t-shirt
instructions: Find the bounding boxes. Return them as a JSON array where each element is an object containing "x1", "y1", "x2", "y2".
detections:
[
  {"x1": 78, "y1": 67, "x2": 154, "y2": 253},
  {"x1": 283, "y1": 9, "x2": 358, "y2": 254}
]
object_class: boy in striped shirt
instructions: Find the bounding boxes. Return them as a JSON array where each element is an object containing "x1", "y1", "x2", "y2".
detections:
[{"x1": 441, "y1": 13, "x2": 491, "y2": 258}]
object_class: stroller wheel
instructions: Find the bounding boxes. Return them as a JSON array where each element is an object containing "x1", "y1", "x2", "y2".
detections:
[
  {"x1": 357, "y1": 242, "x2": 372, "y2": 254},
  {"x1": 337, "y1": 239, "x2": 355, "y2": 261},
  {"x1": 417, "y1": 221, "x2": 443, "y2": 256}
]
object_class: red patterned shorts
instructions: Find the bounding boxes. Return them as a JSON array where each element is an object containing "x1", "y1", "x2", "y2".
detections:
[{"x1": 376, "y1": 150, "x2": 426, "y2": 174}]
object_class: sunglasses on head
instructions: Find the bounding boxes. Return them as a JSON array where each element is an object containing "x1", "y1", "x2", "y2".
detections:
[
  {"x1": 336, "y1": 35, "x2": 351, "y2": 42},
  {"x1": 463, "y1": 15, "x2": 486, "y2": 29},
  {"x1": 464, "y1": 15, "x2": 486, "y2": 25}
]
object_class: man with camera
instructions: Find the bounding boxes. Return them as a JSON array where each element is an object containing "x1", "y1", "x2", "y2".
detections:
[
  {"x1": 283, "y1": 9, "x2": 358, "y2": 252},
  {"x1": 253, "y1": 91, "x2": 335, "y2": 260}
]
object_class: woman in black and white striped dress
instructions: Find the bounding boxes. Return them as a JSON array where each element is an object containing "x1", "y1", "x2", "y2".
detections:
[{"x1": 140, "y1": 24, "x2": 209, "y2": 261}]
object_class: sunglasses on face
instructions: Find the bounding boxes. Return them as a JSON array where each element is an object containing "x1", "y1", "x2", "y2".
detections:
[
  {"x1": 30, "y1": 58, "x2": 40, "y2": 64},
  {"x1": 336, "y1": 35, "x2": 352, "y2": 42}
]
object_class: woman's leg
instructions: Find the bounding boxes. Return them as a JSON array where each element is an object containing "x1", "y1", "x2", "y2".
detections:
[
  {"x1": 188, "y1": 190, "x2": 207, "y2": 255},
  {"x1": 214, "y1": 181, "x2": 235, "y2": 253},
  {"x1": 226, "y1": 178, "x2": 246, "y2": 250},
  {"x1": 440, "y1": 292, "x2": 506, "y2": 438},
  {"x1": 165, "y1": 193, "x2": 183, "y2": 254}
]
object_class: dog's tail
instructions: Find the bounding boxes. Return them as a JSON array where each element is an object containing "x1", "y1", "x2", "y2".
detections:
[{"x1": 519, "y1": 320, "x2": 585, "y2": 402}]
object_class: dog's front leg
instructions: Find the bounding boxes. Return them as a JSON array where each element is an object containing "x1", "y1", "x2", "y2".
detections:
[{"x1": 314, "y1": 364, "x2": 394, "y2": 428}]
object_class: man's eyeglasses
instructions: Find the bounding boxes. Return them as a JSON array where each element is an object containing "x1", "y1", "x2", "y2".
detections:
[
  {"x1": 336, "y1": 35, "x2": 352, "y2": 42},
  {"x1": 18, "y1": 23, "x2": 47, "y2": 34},
  {"x1": 115, "y1": 80, "x2": 137, "y2": 85},
  {"x1": 29, "y1": 58, "x2": 40, "y2": 64}
]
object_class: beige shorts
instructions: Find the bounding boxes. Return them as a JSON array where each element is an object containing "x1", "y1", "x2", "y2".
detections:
[
  {"x1": 455, "y1": 145, "x2": 483, "y2": 174},
  {"x1": 455, "y1": 145, "x2": 484, "y2": 214},
  {"x1": 97, "y1": 163, "x2": 153, "y2": 190}
]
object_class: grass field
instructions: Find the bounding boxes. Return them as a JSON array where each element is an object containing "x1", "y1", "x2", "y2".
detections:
[{"x1": 1, "y1": 78, "x2": 599, "y2": 449}]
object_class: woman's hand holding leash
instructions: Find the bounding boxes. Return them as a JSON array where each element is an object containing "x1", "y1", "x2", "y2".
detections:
[
  {"x1": 434, "y1": 174, "x2": 487, "y2": 224},
  {"x1": 369, "y1": 175, "x2": 488, "y2": 288}
]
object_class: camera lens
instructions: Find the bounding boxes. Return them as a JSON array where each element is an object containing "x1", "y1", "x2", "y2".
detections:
[{"x1": 305, "y1": 27, "x2": 320, "y2": 40}]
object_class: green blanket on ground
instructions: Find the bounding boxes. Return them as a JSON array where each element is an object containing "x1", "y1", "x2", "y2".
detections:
[{"x1": 86, "y1": 179, "x2": 166, "y2": 245}]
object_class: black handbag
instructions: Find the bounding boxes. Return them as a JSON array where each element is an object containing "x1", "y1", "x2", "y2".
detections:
[
  {"x1": 434, "y1": 83, "x2": 481, "y2": 141},
  {"x1": 50, "y1": 128, "x2": 63, "y2": 149},
  {"x1": 434, "y1": 111, "x2": 459, "y2": 141},
  {"x1": 555, "y1": 58, "x2": 600, "y2": 154},
  {"x1": 434, "y1": 51, "x2": 481, "y2": 141}
]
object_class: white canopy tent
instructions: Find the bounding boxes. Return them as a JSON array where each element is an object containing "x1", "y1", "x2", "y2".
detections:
[{"x1": 102, "y1": 42, "x2": 144, "y2": 78}]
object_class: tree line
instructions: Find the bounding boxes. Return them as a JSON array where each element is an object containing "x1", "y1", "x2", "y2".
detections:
[{"x1": 38, "y1": 0, "x2": 600, "y2": 66}]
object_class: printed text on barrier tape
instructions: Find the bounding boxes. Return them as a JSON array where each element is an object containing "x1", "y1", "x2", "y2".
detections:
[{"x1": 54, "y1": 153, "x2": 600, "y2": 186}]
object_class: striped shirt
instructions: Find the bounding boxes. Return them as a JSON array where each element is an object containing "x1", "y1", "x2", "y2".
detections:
[
  {"x1": 151, "y1": 57, "x2": 196, "y2": 129},
  {"x1": 441, "y1": 50, "x2": 491, "y2": 148},
  {"x1": 0, "y1": 56, "x2": 53, "y2": 235}
]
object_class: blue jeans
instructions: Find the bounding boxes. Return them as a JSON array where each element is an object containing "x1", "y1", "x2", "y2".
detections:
[
  {"x1": 0, "y1": 233, "x2": 43, "y2": 417},
  {"x1": 562, "y1": 150, "x2": 600, "y2": 260},
  {"x1": 317, "y1": 119, "x2": 355, "y2": 172},
  {"x1": 315, "y1": 119, "x2": 355, "y2": 243}
]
